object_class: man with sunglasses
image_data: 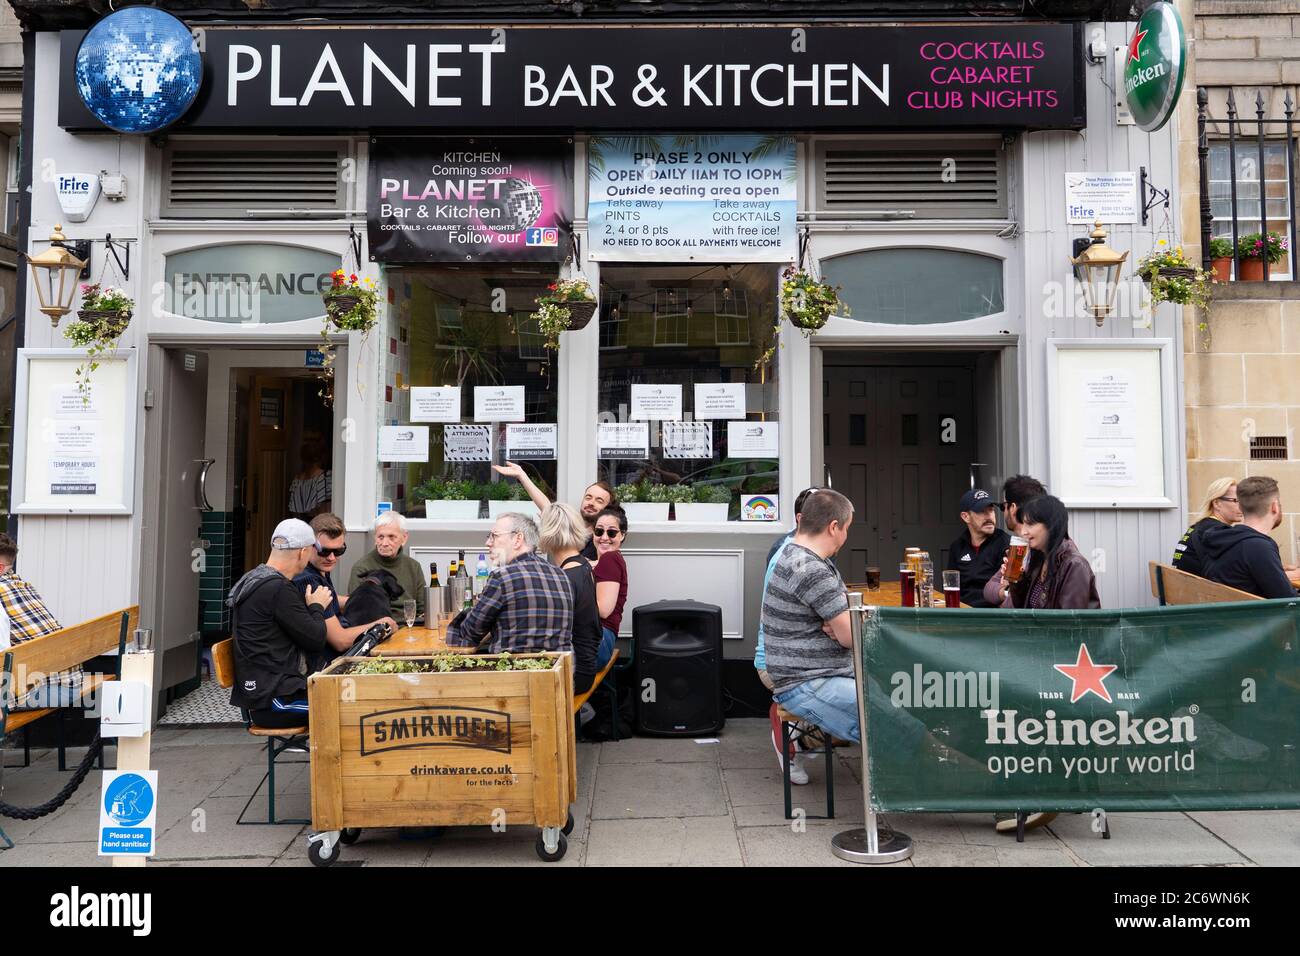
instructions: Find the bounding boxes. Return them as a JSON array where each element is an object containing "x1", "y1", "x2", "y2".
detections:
[{"x1": 294, "y1": 513, "x2": 396, "y2": 661}]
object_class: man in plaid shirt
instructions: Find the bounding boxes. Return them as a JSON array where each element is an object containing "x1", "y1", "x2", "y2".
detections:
[
  {"x1": 448, "y1": 513, "x2": 574, "y2": 654},
  {"x1": 0, "y1": 533, "x2": 61, "y2": 643}
]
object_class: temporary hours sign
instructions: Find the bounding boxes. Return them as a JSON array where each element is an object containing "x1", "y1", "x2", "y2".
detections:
[{"x1": 1123, "y1": 2, "x2": 1186, "y2": 133}]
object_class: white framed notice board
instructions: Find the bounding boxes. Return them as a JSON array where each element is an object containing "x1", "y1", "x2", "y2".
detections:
[
  {"x1": 13, "y1": 349, "x2": 138, "y2": 515},
  {"x1": 1046, "y1": 339, "x2": 1176, "y2": 509}
]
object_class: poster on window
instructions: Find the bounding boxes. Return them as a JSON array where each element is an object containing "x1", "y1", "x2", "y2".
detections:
[
  {"x1": 588, "y1": 134, "x2": 797, "y2": 262},
  {"x1": 444, "y1": 424, "x2": 494, "y2": 462},
  {"x1": 379, "y1": 425, "x2": 430, "y2": 462},
  {"x1": 726, "y1": 421, "x2": 779, "y2": 458},
  {"x1": 474, "y1": 385, "x2": 526, "y2": 422},
  {"x1": 505, "y1": 423, "x2": 557, "y2": 460},
  {"x1": 369, "y1": 138, "x2": 573, "y2": 263},
  {"x1": 630, "y1": 384, "x2": 683, "y2": 421},
  {"x1": 694, "y1": 383, "x2": 747, "y2": 419},
  {"x1": 410, "y1": 386, "x2": 462, "y2": 423},
  {"x1": 598, "y1": 422, "x2": 649, "y2": 459},
  {"x1": 662, "y1": 421, "x2": 713, "y2": 459}
]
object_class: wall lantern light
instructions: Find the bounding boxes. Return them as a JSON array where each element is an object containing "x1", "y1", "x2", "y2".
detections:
[
  {"x1": 26, "y1": 224, "x2": 88, "y2": 326},
  {"x1": 1070, "y1": 220, "x2": 1129, "y2": 327}
]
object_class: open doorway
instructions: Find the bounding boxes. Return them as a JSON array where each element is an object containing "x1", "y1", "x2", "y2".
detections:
[{"x1": 819, "y1": 349, "x2": 1007, "y2": 583}]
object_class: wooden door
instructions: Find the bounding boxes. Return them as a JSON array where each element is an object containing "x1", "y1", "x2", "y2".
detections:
[
  {"x1": 824, "y1": 363, "x2": 977, "y2": 582},
  {"x1": 244, "y1": 375, "x2": 293, "y2": 568}
]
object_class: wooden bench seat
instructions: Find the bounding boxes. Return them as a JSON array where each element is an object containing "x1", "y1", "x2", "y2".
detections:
[
  {"x1": 1149, "y1": 561, "x2": 1265, "y2": 606},
  {"x1": 4, "y1": 674, "x2": 112, "y2": 733},
  {"x1": 573, "y1": 649, "x2": 618, "y2": 712}
]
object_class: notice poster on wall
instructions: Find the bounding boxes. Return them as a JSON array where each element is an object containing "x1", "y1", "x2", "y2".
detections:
[
  {"x1": 474, "y1": 386, "x2": 526, "y2": 422},
  {"x1": 444, "y1": 424, "x2": 494, "y2": 462},
  {"x1": 662, "y1": 421, "x2": 713, "y2": 459},
  {"x1": 410, "y1": 386, "x2": 462, "y2": 423},
  {"x1": 694, "y1": 382, "x2": 747, "y2": 419},
  {"x1": 1081, "y1": 370, "x2": 1133, "y2": 405},
  {"x1": 630, "y1": 384, "x2": 683, "y2": 421},
  {"x1": 369, "y1": 138, "x2": 573, "y2": 263},
  {"x1": 726, "y1": 421, "x2": 779, "y2": 458},
  {"x1": 379, "y1": 425, "x2": 430, "y2": 462},
  {"x1": 505, "y1": 423, "x2": 557, "y2": 460},
  {"x1": 1084, "y1": 449, "x2": 1138, "y2": 486},
  {"x1": 588, "y1": 134, "x2": 797, "y2": 262},
  {"x1": 1064, "y1": 172, "x2": 1139, "y2": 224},
  {"x1": 598, "y1": 422, "x2": 650, "y2": 459}
]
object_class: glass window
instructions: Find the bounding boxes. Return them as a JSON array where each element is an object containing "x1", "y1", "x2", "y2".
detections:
[
  {"x1": 821, "y1": 248, "x2": 1004, "y2": 324},
  {"x1": 1208, "y1": 141, "x2": 1294, "y2": 280},
  {"x1": 597, "y1": 264, "x2": 779, "y2": 521},
  {"x1": 386, "y1": 266, "x2": 559, "y2": 517}
]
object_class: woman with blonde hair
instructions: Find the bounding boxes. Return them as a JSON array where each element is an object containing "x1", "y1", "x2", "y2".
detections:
[
  {"x1": 1172, "y1": 477, "x2": 1243, "y2": 577},
  {"x1": 539, "y1": 503, "x2": 601, "y2": 694}
]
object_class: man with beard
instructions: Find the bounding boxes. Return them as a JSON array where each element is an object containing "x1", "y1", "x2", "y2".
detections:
[
  {"x1": 945, "y1": 488, "x2": 1010, "y2": 608},
  {"x1": 492, "y1": 461, "x2": 617, "y2": 560}
]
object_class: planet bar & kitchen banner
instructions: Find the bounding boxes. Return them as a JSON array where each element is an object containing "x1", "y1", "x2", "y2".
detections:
[
  {"x1": 369, "y1": 138, "x2": 573, "y2": 263},
  {"x1": 864, "y1": 601, "x2": 1300, "y2": 813},
  {"x1": 589, "y1": 135, "x2": 796, "y2": 262},
  {"x1": 59, "y1": 24, "x2": 1085, "y2": 132}
]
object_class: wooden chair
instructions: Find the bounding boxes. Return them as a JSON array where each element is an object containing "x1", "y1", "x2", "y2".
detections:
[
  {"x1": 1149, "y1": 562, "x2": 1265, "y2": 606},
  {"x1": 212, "y1": 638, "x2": 309, "y2": 826},
  {"x1": 0, "y1": 606, "x2": 136, "y2": 849},
  {"x1": 573, "y1": 649, "x2": 620, "y2": 741},
  {"x1": 776, "y1": 703, "x2": 835, "y2": 821}
]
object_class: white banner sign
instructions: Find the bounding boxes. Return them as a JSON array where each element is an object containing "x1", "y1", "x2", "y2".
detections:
[
  {"x1": 727, "y1": 421, "x2": 779, "y2": 458},
  {"x1": 662, "y1": 421, "x2": 713, "y2": 459},
  {"x1": 505, "y1": 423, "x2": 558, "y2": 460},
  {"x1": 378, "y1": 425, "x2": 429, "y2": 462},
  {"x1": 630, "y1": 384, "x2": 683, "y2": 421},
  {"x1": 693, "y1": 382, "x2": 747, "y2": 419},
  {"x1": 444, "y1": 424, "x2": 494, "y2": 462},
  {"x1": 598, "y1": 422, "x2": 649, "y2": 459},
  {"x1": 410, "y1": 386, "x2": 462, "y2": 423},
  {"x1": 474, "y1": 386, "x2": 526, "y2": 422}
]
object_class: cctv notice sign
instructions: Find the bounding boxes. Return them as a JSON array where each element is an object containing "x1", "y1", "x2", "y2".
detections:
[{"x1": 864, "y1": 601, "x2": 1300, "y2": 812}]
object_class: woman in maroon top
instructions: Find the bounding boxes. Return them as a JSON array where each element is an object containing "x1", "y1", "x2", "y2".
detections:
[{"x1": 592, "y1": 507, "x2": 629, "y2": 669}]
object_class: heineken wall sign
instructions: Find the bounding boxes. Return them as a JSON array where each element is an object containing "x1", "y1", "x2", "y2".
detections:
[
  {"x1": 864, "y1": 600, "x2": 1300, "y2": 812},
  {"x1": 59, "y1": 23, "x2": 1085, "y2": 132},
  {"x1": 1123, "y1": 2, "x2": 1186, "y2": 133}
]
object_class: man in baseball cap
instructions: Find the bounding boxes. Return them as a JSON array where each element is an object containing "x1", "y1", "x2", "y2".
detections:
[
  {"x1": 226, "y1": 517, "x2": 360, "y2": 728},
  {"x1": 944, "y1": 488, "x2": 1010, "y2": 608}
]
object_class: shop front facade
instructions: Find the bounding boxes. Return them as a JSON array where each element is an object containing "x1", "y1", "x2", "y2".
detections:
[{"x1": 14, "y1": 4, "x2": 1191, "y2": 709}]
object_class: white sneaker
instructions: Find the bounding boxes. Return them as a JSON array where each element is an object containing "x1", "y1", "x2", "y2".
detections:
[
  {"x1": 771, "y1": 728, "x2": 809, "y2": 784},
  {"x1": 577, "y1": 703, "x2": 596, "y2": 727}
]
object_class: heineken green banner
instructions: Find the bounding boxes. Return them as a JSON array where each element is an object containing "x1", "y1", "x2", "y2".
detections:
[
  {"x1": 864, "y1": 600, "x2": 1300, "y2": 812},
  {"x1": 1123, "y1": 1, "x2": 1186, "y2": 133}
]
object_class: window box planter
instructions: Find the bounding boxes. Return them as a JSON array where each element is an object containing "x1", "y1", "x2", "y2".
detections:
[
  {"x1": 620, "y1": 502, "x2": 670, "y2": 523},
  {"x1": 672, "y1": 503, "x2": 730, "y2": 523},
  {"x1": 487, "y1": 500, "x2": 541, "y2": 520},
  {"x1": 425, "y1": 499, "x2": 482, "y2": 520}
]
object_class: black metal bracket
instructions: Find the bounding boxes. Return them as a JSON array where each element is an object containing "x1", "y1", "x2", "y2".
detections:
[
  {"x1": 104, "y1": 234, "x2": 130, "y2": 282},
  {"x1": 348, "y1": 224, "x2": 362, "y2": 270},
  {"x1": 570, "y1": 232, "x2": 582, "y2": 268},
  {"x1": 798, "y1": 226, "x2": 811, "y2": 269},
  {"x1": 1071, "y1": 235, "x2": 1093, "y2": 283},
  {"x1": 1139, "y1": 165, "x2": 1169, "y2": 226}
]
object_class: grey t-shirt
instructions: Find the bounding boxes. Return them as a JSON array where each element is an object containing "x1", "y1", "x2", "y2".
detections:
[{"x1": 761, "y1": 542, "x2": 852, "y2": 694}]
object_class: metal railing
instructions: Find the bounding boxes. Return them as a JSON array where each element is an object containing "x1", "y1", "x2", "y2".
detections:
[{"x1": 1197, "y1": 86, "x2": 1299, "y2": 280}]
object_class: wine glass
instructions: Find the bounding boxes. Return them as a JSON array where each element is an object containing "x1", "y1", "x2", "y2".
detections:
[{"x1": 402, "y1": 598, "x2": 417, "y2": 632}]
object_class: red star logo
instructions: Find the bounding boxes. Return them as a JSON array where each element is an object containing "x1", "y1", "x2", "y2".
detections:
[
  {"x1": 1053, "y1": 644, "x2": 1118, "y2": 704},
  {"x1": 1127, "y1": 26, "x2": 1148, "y2": 64}
]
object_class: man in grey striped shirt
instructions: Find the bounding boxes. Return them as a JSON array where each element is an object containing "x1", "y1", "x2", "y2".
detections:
[{"x1": 762, "y1": 488, "x2": 860, "y2": 742}]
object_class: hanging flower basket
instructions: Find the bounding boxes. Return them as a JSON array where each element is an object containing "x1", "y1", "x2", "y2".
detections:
[
  {"x1": 531, "y1": 277, "x2": 596, "y2": 350},
  {"x1": 318, "y1": 270, "x2": 380, "y2": 406},
  {"x1": 756, "y1": 267, "x2": 849, "y2": 369},
  {"x1": 565, "y1": 299, "x2": 597, "y2": 330},
  {"x1": 76, "y1": 308, "x2": 133, "y2": 333},
  {"x1": 1135, "y1": 241, "x2": 1212, "y2": 310},
  {"x1": 65, "y1": 284, "x2": 134, "y2": 399},
  {"x1": 324, "y1": 294, "x2": 361, "y2": 325}
]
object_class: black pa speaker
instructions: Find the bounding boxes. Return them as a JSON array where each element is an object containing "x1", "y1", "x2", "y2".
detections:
[{"x1": 633, "y1": 600, "x2": 724, "y2": 737}]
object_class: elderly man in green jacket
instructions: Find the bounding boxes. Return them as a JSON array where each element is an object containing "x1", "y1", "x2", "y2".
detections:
[{"x1": 347, "y1": 511, "x2": 426, "y2": 621}]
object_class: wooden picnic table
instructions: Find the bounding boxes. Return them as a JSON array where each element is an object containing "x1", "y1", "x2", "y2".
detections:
[
  {"x1": 847, "y1": 580, "x2": 971, "y2": 609},
  {"x1": 370, "y1": 624, "x2": 472, "y2": 657}
]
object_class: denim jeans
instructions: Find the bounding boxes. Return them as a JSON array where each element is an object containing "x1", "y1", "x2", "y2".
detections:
[
  {"x1": 773, "y1": 677, "x2": 861, "y2": 743},
  {"x1": 595, "y1": 626, "x2": 617, "y2": 670}
]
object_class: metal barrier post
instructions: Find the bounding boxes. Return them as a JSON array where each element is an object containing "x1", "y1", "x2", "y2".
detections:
[{"x1": 831, "y1": 595, "x2": 913, "y2": 864}]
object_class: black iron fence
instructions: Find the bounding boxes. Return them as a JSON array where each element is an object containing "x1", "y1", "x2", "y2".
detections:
[{"x1": 1197, "y1": 86, "x2": 1299, "y2": 281}]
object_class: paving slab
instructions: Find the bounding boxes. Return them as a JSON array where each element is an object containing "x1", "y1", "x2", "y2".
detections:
[
  {"x1": 1049, "y1": 812, "x2": 1250, "y2": 866},
  {"x1": 592, "y1": 761, "x2": 728, "y2": 819},
  {"x1": 1186, "y1": 810, "x2": 1300, "y2": 867},
  {"x1": 738, "y1": 822, "x2": 888, "y2": 867},
  {"x1": 910, "y1": 842, "x2": 1001, "y2": 866},
  {"x1": 0, "y1": 841, "x2": 108, "y2": 866},
  {"x1": 585, "y1": 816, "x2": 743, "y2": 866},
  {"x1": 732, "y1": 796, "x2": 862, "y2": 828},
  {"x1": 993, "y1": 846, "x2": 1079, "y2": 867},
  {"x1": 153, "y1": 795, "x2": 306, "y2": 861},
  {"x1": 420, "y1": 826, "x2": 582, "y2": 867},
  {"x1": 597, "y1": 735, "x2": 721, "y2": 764}
]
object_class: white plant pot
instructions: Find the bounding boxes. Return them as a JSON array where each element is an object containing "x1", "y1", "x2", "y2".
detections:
[
  {"x1": 425, "y1": 499, "x2": 481, "y2": 520},
  {"x1": 487, "y1": 500, "x2": 541, "y2": 520},
  {"x1": 621, "y1": 502, "x2": 670, "y2": 523},
  {"x1": 673, "y1": 502, "x2": 730, "y2": 523}
]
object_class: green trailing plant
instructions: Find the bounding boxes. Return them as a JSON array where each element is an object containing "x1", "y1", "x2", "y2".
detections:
[
  {"x1": 65, "y1": 283, "x2": 133, "y2": 398},
  {"x1": 757, "y1": 266, "x2": 849, "y2": 369},
  {"x1": 347, "y1": 652, "x2": 556, "y2": 675},
  {"x1": 1135, "y1": 240, "x2": 1212, "y2": 310},
  {"x1": 319, "y1": 269, "x2": 380, "y2": 403},
  {"x1": 1237, "y1": 231, "x2": 1288, "y2": 263},
  {"x1": 693, "y1": 484, "x2": 732, "y2": 505}
]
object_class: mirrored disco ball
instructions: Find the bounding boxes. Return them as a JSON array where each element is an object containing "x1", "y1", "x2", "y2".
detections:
[
  {"x1": 75, "y1": 7, "x2": 202, "y2": 133},
  {"x1": 483, "y1": 178, "x2": 545, "y2": 233}
]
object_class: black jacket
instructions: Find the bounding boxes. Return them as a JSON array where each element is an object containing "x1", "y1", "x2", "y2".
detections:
[
  {"x1": 945, "y1": 528, "x2": 1010, "y2": 608},
  {"x1": 227, "y1": 565, "x2": 328, "y2": 710},
  {"x1": 1172, "y1": 516, "x2": 1223, "y2": 578},
  {"x1": 561, "y1": 555, "x2": 602, "y2": 690},
  {"x1": 1199, "y1": 523, "x2": 1295, "y2": 599}
]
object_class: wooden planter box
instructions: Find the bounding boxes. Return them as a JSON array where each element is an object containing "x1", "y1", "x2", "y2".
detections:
[{"x1": 307, "y1": 653, "x2": 576, "y2": 861}]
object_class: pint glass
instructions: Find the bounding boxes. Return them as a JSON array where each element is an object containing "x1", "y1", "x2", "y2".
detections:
[{"x1": 1005, "y1": 536, "x2": 1030, "y2": 584}]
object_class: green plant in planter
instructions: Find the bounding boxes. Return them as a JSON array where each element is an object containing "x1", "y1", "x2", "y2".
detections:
[
  {"x1": 662, "y1": 484, "x2": 694, "y2": 505},
  {"x1": 1135, "y1": 240, "x2": 1212, "y2": 310},
  {"x1": 757, "y1": 266, "x2": 849, "y2": 369},
  {"x1": 64, "y1": 283, "x2": 134, "y2": 398},
  {"x1": 694, "y1": 484, "x2": 732, "y2": 505},
  {"x1": 615, "y1": 481, "x2": 647, "y2": 504},
  {"x1": 416, "y1": 477, "x2": 479, "y2": 502},
  {"x1": 1237, "y1": 231, "x2": 1288, "y2": 263},
  {"x1": 1208, "y1": 238, "x2": 1234, "y2": 260},
  {"x1": 643, "y1": 483, "x2": 674, "y2": 504},
  {"x1": 483, "y1": 481, "x2": 515, "y2": 502},
  {"x1": 532, "y1": 277, "x2": 596, "y2": 351}
]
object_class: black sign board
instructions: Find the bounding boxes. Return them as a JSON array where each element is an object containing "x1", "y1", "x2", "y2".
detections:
[
  {"x1": 59, "y1": 23, "x2": 1085, "y2": 132},
  {"x1": 369, "y1": 138, "x2": 573, "y2": 262}
]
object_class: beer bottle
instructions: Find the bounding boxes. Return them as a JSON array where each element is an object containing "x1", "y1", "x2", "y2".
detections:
[
  {"x1": 448, "y1": 559, "x2": 458, "y2": 579},
  {"x1": 429, "y1": 562, "x2": 440, "y2": 588}
]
